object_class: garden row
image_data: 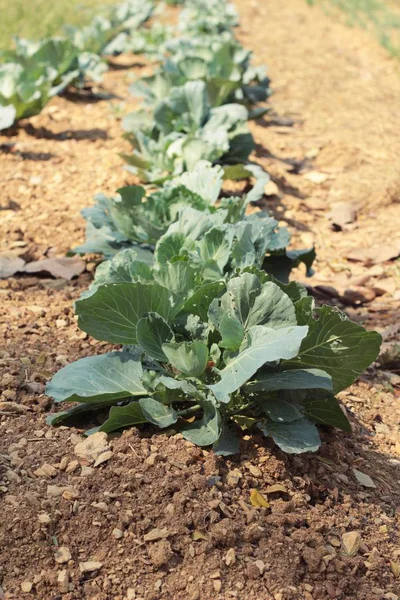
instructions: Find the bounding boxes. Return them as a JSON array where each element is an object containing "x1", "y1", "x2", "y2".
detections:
[{"x1": 17, "y1": 0, "x2": 381, "y2": 455}]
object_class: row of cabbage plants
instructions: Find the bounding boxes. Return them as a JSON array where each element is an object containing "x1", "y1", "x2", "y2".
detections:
[{"x1": 46, "y1": 0, "x2": 381, "y2": 456}]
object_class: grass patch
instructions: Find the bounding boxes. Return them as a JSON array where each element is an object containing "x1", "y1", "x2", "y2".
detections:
[
  {"x1": 0, "y1": 0, "x2": 116, "y2": 50},
  {"x1": 307, "y1": 0, "x2": 400, "y2": 58}
]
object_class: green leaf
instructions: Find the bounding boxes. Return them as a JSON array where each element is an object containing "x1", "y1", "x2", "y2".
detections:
[
  {"x1": 284, "y1": 303, "x2": 382, "y2": 393},
  {"x1": 219, "y1": 313, "x2": 244, "y2": 351},
  {"x1": 100, "y1": 401, "x2": 147, "y2": 434},
  {"x1": 139, "y1": 398, "x2": 177, "y2": 428},
  {"x1": 76, "y1": 282, "x2": 176, "y2": 344},
  {"x1": 46, "y1": 352, "x2": 146, "y2": 404},
  {"x1": 109, "y1": 186, "x2": 146, "y2": 238},
  {"x1": 136, "y1": 313, "x2": 174, "y2": 362},
  {"x1": 213, "y1": 422, "x2": 240, "y2": 455},
  {"x1": 162, "y1": 341, "x2": 209, "y2": 377},
  {"x1": 303, "y1": 392, "x2": 351, "y2": 432},
  {"x1": 258, "y1": 399, "x2": 304, "y2": 423},
  {"x1": 181, "y1": 400, "x2": 220, "y2": 446},
  {"x1": 247, "y1": 368, "x2": 333, "y2": 393},
  {"x1": 209, "y1": 325, "x2": 308, "y2": 402},
  {"x1": 154, "y1": 261, "x2": 196, "y2": 297},
  {"x1": 209, "y1": 273, "x2": 296, "y2": 333},
  {"x1": 181, "y1": 280, "x2": 226, "y2": 322},
  {"x1": 259, "y1": 418, "x2": 320, "y2": 454}
]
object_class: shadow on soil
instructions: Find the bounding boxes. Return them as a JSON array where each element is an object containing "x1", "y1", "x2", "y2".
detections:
[{"x1": 22, "y1": 124, "x2": 110, "y2": 141}]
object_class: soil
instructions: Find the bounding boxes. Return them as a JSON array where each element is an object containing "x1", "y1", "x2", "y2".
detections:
[{"x1": 1, "y1": 1, "x2": 400, "y2": 599}]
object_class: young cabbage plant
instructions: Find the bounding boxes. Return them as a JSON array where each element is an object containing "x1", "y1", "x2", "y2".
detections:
[
  {"x1": 122, "y1": 80, "x2": 255, "y2": 182},
  {"x1": 46, "y1": 269, "x2": 381, "y2": 455},
  {"x1": 72, "y1": 162, "x2": 268, "y2": 258},
  {"x1": 64, "y1": 0, "x2": 154, "y2": 56},
  {"x1": 130, "y1": 37, "x2": 271, "y2": 113},
  {"x1": 0, "y1": 37, "x2": 107, "y2": 130},
  {"x1": 178, "y1": 0, "x2": 239, "y2": 36}
]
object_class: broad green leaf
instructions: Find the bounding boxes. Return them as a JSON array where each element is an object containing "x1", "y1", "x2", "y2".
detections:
[
  {"x1": 196, "y1": 227, "x2": 233, "y2": 271},
  {"x1": 162, "y1": 341, "x2": 208, "y2": 377},
  {"x1": 258, "y1": 398, "x2": 304, "y2": 423},
  {"x1": 209, "y1": 325, "x2": 308, "y2": 402},
  {"x1": 303, "y1": 392, "x2": 351, "y2": 432},
  {"x1": 284, "y1": 304, "x2": 382, "y2": 393},
  {"x1": 209, "y1": 273, "x2": 296, "y2": 333},
  {"x1": 213, "y1": 422, "x2": 240, "y2": 456},
  {"x1": 181, "y1": 400, "x2": 220, "y2": 446},
  {"x1": 136, "y1": 313, "x2": 174, "y2": 362},
  {"x1": 76, "y1": 282, "x2": 176, "y2": 344},
  {"x1": 247, "y1": 368, "x2": 333, "y2": 393},
  {"x1": 181, "y1": 280, "x2": 226, "y2": 322},
  {"x1": 219, "y1": 313, "x2": 244, "y2": 351},
  {"x1": 109, "y1": 186, "x2": 146, "y2": 238},
  {"x1": 154, "y1": 261, "x2": 196, "y2": 296},
  {"x1": 100, "y1": 401, "x2": 147, "y2": 434},
  {"x1": 46, "y1": 352, "x2": 146, "y2": 403},
  {"x1": 259, "y1": 418, "x2": 321, "y2": 454},
  {"x1": 139, "y1": 398, "x2": 177, "y2": 428},
  {"x1": 175, "y1": 161, "x2": 223, "y2": 204}
]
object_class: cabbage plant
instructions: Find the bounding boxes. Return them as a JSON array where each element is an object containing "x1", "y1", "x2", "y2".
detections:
[
  {"x1": 122, "y1": 80, "x2": 255, "y2": 182},
  {"x1": 130, "y1": 37, "x2": 270, "y2": 112},
  {"x1": 47, "y1": 263, "x2": 381, "y2": 455}
]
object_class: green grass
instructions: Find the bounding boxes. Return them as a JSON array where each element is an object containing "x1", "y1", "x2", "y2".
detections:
[
  {"x1": 0, "y1": 0, "x2": 116, "y2": 50},
  {"x1": 307, "y1": 0, "x2": 400, "y2": 59}
]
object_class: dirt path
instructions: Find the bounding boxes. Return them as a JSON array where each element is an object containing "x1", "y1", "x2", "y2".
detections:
[{"x1": 0, "y1": 1, "x2": 399, "y2": 599}]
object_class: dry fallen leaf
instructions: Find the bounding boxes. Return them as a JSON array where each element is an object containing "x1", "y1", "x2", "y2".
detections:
[
  {"x1": 192, "y1": 530, "x2": 209, "y2": 542},
  {"x1": 390, "y1": 562, "x2": 400, "y2": 577},
  {"x1": 342, "y1": 531, "x2": 361, "y2": 557},
  {"x1": 353, "y1": 469, "x2": 376, "y2": 489},
  {"x1": 347, "y1": 244, "x2": 400, "y2": 265},
  {"x1": 22, "y1": 256, "x2": 85, "y2": 280},
  {"x1": 249, "y1": 488, "x2": 270, "y2": 508},
  {"x1": 327, "y1": 201, "x2": 357, "y2": 230},
  {"x1": 225, "y1": 548, "x2": 236, "y2": 566},
  {"x1": 144, "y1": 528, "x2": 170, "y2": 542},
  {"x1": 0, "y1": 255, "x2": 25, "y2": 278}
]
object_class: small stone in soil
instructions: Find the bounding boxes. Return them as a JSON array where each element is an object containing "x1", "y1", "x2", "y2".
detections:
[
  {"x1": 57, "y1": 569, "x2": 69, "y2": 593},
  {"x1": 79, "y1": 561, "x2": 103, "y2": 574},
  {"x1": 54, "y1": 546, "x2": 72, "y2": 564}
]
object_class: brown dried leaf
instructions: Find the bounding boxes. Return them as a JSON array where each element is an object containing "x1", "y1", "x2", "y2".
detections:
[
  {"x1": 347, "y1": 244, "x2": 400, "y2": 265},
  {"x1": 192, "y1": 530, "x2": 209, "y2": 542},
  {"x1": 22, "y1": 257, "x2": 85, "y2": 280},
  {"x1": 264, "y1": 483, "x2": 288, "y2": 495},
  {"x1": 249, "y1": 489, "x2": 270, "y2": 508},
  {"x1": 0, "y1": 255, "x2": 25, "y2": 278},
  {"x1": 327, "y1": 201, "x2": 357, "y2": 229}
]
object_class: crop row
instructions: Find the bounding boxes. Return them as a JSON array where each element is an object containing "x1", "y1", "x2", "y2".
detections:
[{"x1": 10, "y1": 0, "x2": 381, "y2": 455}]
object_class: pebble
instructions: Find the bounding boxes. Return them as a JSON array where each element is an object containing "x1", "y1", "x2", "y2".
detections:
[
  {"x1": 79, "y1": 561, "x2": 103, "y2": 574},
  {"x1": 112, "y1": 528, "x2": 124, "y2": 540},
  {"x1": 21, "y1": 582, "x2": 32, "y2": 593},
  {"x1": 94, "y1": 450, "x2": 113, "y2": 467},
  {"x1": 47, "y1": 485, "x2": 76, "y2": 498},
  {"x1": 342, "y1": 531, "x2": 361, "y2": 557},
  {"x1": 74, "y1": 432, "x2": 110, "y2": 463},
  {"x1": 34, "y1": 463, "x2": 58, "y2": 478},
  {"x1": 38, "y1": 513, "x2": 51, "y2": 525},
  {"x1": 54, "y1": 546, "x2": 72, "y2": 564},
  {"x1": 226, "y1": 469, "x2": 242, "y2": 486},
  {"x1": 225, "y1": 548, "x2": 236, "y2": 566},
  {"x1": 246, "y1": 463, "x2": 262, "y2": 478},
  {"x1": 57, "y1": 570, "x2": 69, "y2": 593},
  {"x1": 212, "y1": 580, "x2": 222, "y2": 593}
]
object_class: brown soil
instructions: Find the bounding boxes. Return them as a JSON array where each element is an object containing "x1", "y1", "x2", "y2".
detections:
[{"x1": 1, "y1": 1, "x2": 400, "y2": 599}]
